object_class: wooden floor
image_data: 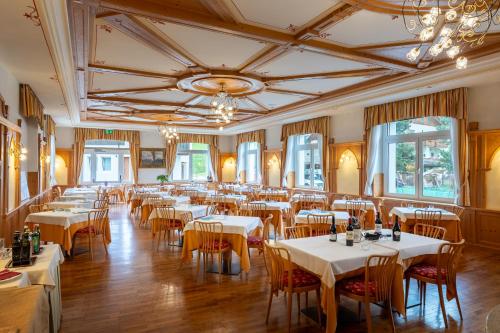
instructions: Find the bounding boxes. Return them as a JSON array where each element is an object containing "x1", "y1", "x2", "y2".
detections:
[{"x1": 60, "y1": 204, "x2": 500, "y2": 333}]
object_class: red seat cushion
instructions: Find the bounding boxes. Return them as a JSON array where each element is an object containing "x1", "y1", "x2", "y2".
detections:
[
  {"x1": 282, "y1": 269, "x2": 320, "y2": 288},
  {"x1": 208, "y1": 239, "x2": 231, "y2": 250},
  {"x1": 409, "y1": 264, "x2": 446, "y2": 280},
  {"x1": 339, "y1": 277, "x2": 377, "y2": 296},
  {"x1": 247, "y1": 236, "x2": 262, "y2": 246},
  {"x1": 75, "y1": 226, "x2": 95, "y2": 235}
]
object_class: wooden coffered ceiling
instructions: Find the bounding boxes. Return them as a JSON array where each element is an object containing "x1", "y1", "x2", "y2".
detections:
[{"x1": 66, "y1": 0, "x2": 500, "y2": 130}]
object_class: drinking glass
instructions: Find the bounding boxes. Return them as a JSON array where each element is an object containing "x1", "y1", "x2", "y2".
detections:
[{"x1": 361, "y1": 240, "x2": 371, "y2": 251}]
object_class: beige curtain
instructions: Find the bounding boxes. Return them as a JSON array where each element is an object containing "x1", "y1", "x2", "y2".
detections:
[
  {"x1": 236, "y1": 129, "x2": 266, "y2": 184},
  {"x1": 20, "y1": 84, "x2": 45, "y2": 129},
  {"x1": 364, "y1": 87, "x2": 469, "y2": 205},
  {"x1": 44, "y1": 115, "x2": 56, "y2": 136},
  {"x1": 280, "y1": 116, "x2": 330, "y2": 191},
  {"x1": 171, "y1": 134, "x2": 219, "y2": 181},
  {"x1": 74, "y1": 128, "x2": 141, "y2": 184}
]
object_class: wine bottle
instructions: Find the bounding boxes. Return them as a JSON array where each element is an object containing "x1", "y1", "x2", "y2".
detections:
[
  {"x1": 353, "y1": 217, "x2": 361, "y2": 243},
  {"x1": 375, "y1": 212, "x2": 383, "y2": 234},
  {"x1": 12, "y1": 231, "x2": 22, "y2": 266},
  {"x1": 392, "y1": 215, "x2": 401, "y2": 242},
  {"x1": 21, "y1": 226, "x2": 31, "y2": 265},
  {"x1": 32, "y1": 224, "x2": 40, "y2": 254},
  {"x1": 329, "y1": 215, "x2": 337, "y2": 242},
  {"x1": 346, "y1": 218, "x2": 354, "y2": 246}
]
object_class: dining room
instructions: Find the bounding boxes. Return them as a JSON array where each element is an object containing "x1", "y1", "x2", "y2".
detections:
[{"x1": 1, "y1": 1, "x2": 500, "y2": 333}]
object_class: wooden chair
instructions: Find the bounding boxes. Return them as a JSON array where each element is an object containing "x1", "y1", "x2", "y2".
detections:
[
  {"x1": 247, "y1": 215, "x2": 273, "y2": 273},
  {"x1": 336, "y1": 222, "x2": 348, "y2": 233},
  {"x1": 205, "y1": 205, "x2": 219, "y2": 216},
  {"x1": 282, "y1": 207, "x2": 293, "y2": 228},
  {"x1": 413, "y1": 223, "x2": 447, "y2": 240},
  {"x1": 93, "y1": 199, "x2": 109, "y2": 209},
  {"x1": 194, "y1": 221, "x2": 232, "y2": 280},
  {"x1": 405, "y1": 240, "x2": 465, "y2": 328},
  {"x1": 298, "y1": 194, "x2": 325, "y2": 211},
  {"x1": 337, "y1": 252, "x2": 400, "y2": 333},
  {"x1": 29, "y1": 204, "x2": 47, "y2": 213},
  {"x1": 264, "y1": 242, "x2": 322, "y2": 332},
  {"x1": 284, "y1": 225, "x2": 312, "y2": 239},
  {"x1": 448, "y1": 205, "x2": 465, "y2": 218},
  {"x1": 51, "y1": 188, "x2": 60, "y2": 201},
  {"x1": 154, "y1": 206, "x2": 181, "y2": 250},
  {"x1": 73, "y1": 208, "x2": 109, "y2": 260},
  {"x1": 378, "y1": 205, "x2": 392, "y2": 228},
  {"x1": 414, "y1": 209, "x2": 443, "y2": 226},
  {"x1": 306, "y1": 214, "x2": 334, "y2": 236}
]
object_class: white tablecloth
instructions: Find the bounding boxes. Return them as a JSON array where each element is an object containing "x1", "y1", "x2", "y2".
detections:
[
  {"x1": 259, "y1": 190, "x2": 288, "y2": 196},
  {"x1": 46, "y1": 200, "x2": 93, "y2": 210},
  {"x1": 185, "y1": 215, "x2": 261, "y2": 238},
  {"x1": 25, "y1": 208, "x2": 91, "y2": 229},
  {"x1": 131, "y1": 192, "x2": 172, "y2": 200},
  {"x1": 332, "y1": 199, "x2": 376, "y2": 212},
  {"x1": 0, "y1": 271, "x2": 31, "y2": 288},
  {"x1": 291, "y1": 193, "x2": 328, "y2": 202},
  {"x1": 205, "y1": 194, "x2": 247, "y2": 203},
  {"x1": 242, "y1": 201, "x2": 291, "y2": 211},
  {"x1": 295, "y1": 210, "x2": 349, "y2": 225},
  {"x1": 148, "y1": 204, "x2": 208, "y2": 220},
  {"x1": 59, "y1": 195, "x2": 92, "y2": 202},
  {"x1": 275, "y1": 231, "x2": 446, "y2": 288},
  {"x1": 64, "y1": 188, "x2": 97, "y2": 195},
  {"x1": 389, "y1": 207, "x2": 459, "y2": 222},
  {"x1": 142, "y1": 196, "x2": 190, "y2": 206}
]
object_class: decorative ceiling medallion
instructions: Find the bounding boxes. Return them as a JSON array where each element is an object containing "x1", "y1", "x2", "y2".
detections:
[{"x1": 176, "y1": 71, "x2": 265, "y2": 97}]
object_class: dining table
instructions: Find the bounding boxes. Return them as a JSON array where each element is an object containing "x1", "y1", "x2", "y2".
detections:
[
  {"x1": 240, "y1": 201, "x2": 292, "y2": 235},
  {"x1": 139, "y1": 195, "x2": 191, "y2": 225},
  {"x1": 24, "y1": 208, "x2": 111, "y2": 253},
  {"x1": 0, "y1": 244, "x2": 65, "y2": 332},
  {"x1": 331, "y1": 199, "x2": 377, "y2": 228},
  {"x1": 275, "y1": 231, "x2": 447, "y2": 332},
  {"x1": 389, "y1": 206, "x2": 461, "y2": 241},
  {"x1": 46, "y1": 200, "x2": 94, "y2": 210},
  {"x1": 294, "y1": 209, "x2": 350, "y2": 225},
  {"x1": 148, "y1": 204, "x2": 208, "y2": 237},
  {"x1": 181, "y1": 215, "x2": 261, "y2": 273}
]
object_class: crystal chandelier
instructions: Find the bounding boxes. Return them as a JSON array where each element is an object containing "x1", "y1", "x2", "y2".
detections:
[
  {"x1": 158, "y1": 123, "x2": 178, "y2": 144},
  {"x1": 403, "y1": 0, "x2": 500, "y2": 69},
  {"x1": 210, "y1": 83, "x2": 238, "y2": 125}
]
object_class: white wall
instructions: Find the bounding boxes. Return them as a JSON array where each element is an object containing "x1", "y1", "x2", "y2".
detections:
[
  {"x1": 469, "y1": 83, "x2": 500, "y2": 130},
  {"x1": 219, "y1": 135, "x2": 236, "y2": 152},
  {"x1": 138, "y1": 131, "x2": 166, "y2": 183},
  {"x1": 54, "y1": 127, "x2": 74, "y2": 149}
]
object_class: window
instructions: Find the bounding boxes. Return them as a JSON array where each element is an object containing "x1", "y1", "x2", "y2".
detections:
[
  {"x1": 285, "y1": 134, "x2": 323, "y2": 190},
  {"x1": 79, "y1": 140, "x2": 132, "y2": 184},
  {"x1": 172, "y1": 143, "x2": 210, "y2": 181},
  {"x1": 383, "y1": 116, "x2": 455, "y2": 201},
  {"x1": 237, "y1": 142, "x2": 260, "y2": 184}
]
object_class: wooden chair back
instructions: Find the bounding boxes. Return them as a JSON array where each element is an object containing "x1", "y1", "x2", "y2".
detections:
[
  {"x1": 264, "y1": 242, "x2": 292, "y2": 293},
  {"x1": 414, "y1": 209, "x2": 442, "y2": 226},
  {"x1": 93, "y1": 199, "x2": 109, "y2": 209},
  {"x1": 346, "y1": 200, "x2": 367, "y2": 218},
  {"x1": 365, "y1": 252, "x2": 399, "y2": 302},
  {"x1": 448, "y1": 206, "x2": 465, "y2": 219},
  {"x1": 179, "y1": 212, "x2": 193, "y2": 228},
  {"x1": 155, "y1": 206, "x2": 177, "y2": 228},
  {"x1": 88, "y1": 208, "x2": 109, "y2": 236},
  {"x1": 436, "y1": 239, "x2": 465, "y2": 292},
  {"x1": 284, "y1": 225, "x2": 312, "y2": 239},
  {"x1": 414, "y1": 223, "x2": 447, "y2": 240},
  {"x1": 306, "y1": 214, "x2": 334, "y2": 236},
  {"x1": 193, "y1": 221, "x2": 224, "y2": 253},
  {"x1": 379, "y1": 205, "x2": 392, "y2": 228},
  {"x1": 206, "y1": 205, "x2": 219, "y2": 216},
  {"x1": 29, "y1": 204, "x2": 47, "y2": 213}
]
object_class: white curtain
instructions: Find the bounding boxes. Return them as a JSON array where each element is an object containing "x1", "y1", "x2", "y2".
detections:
[
  {"x1": 237, "y1": 142, "x2": 262, "y2": 184},
  {"x1": 364, "y1": 125, "x2": 383, "y2": 196},
  {"x1": 237, "y1": 143, "x2": 245, "y2": 183},
  {"x1": 282, "y1": 136, "x2": 297, "y2": 187},
  {"x1": 207, "y1": 148, "x2": 216, "y2": 181},
  {"x1": 50, "y1": 134, "x2": 56, "y2": 185},
  {"x1": 450, "y1": 119, "x2": 461, "y2": 205}
]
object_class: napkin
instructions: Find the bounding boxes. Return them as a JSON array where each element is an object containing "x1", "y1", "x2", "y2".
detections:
[{"x1": 0, "y1": 269, "x2": 21, "y2": 281}]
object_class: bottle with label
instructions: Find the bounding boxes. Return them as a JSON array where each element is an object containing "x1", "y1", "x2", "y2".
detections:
[
  {"x1": 12, "y1": 231, "x2": 22, "y2": 266},
  {"x1": 392, "y1": 215, "x2": 401, "y2": 242},
  {"x1": 329, "y1": 215, "x2": 337, "y2": 242},
  {"x1": 346, "y1": 218, "x2": 354, "y2": 246},
  {"x1": 21, "y1": 226, "x2": 32, "y2": 265},
  {"x1": 352, "y1": 217, "x2": 362, "y2": 243},
  {"x1": 32, "y1": 224, "x2": 40, "y2": 254},
  {"x1": 375, "y1": 212, "x2": 383, "y2": 234}
]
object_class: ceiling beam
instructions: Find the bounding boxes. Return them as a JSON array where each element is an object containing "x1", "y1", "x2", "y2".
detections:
[
  {"x1": 88, "y1": 63, "x2": 179, "y2": 79},
  {"x1": 84, "y1": 117, "x2": 219, "y2": 128},
  {"x1": 265, "y1": 87, "x2": 319, "y2": 97},
  {"x1": 87, "y1": 95, "x2": 267, "y2": 115},
  {"x1": 97, "y1": 0, "x2": 416, "y2": 72},
  {"x1": 245, "y1": 96, "x2": 269, "y2": 111},
  {"x1": 89, "y1": 85, "x2": 178, "y2": 96},
  {"x1": 198, "y1": 0, "x2": 236, "y2": 23},
  {"x1": 239, "y1": 44, "x2": 291, "y2": 73},
  {"x1": 103, "y1": 14, "x2": 202, "y2": 69},
  {"x1": 263, "y1": 68, "x2": 391, "y2": 82}
]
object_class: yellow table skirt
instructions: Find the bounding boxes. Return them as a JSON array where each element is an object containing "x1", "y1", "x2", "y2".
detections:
[
  {"x1": 26, "y1": 220, "x2": 111, "y2": 253},
  {"x1": 181, "y1": 229, "x2": 252, "y2": 273}
]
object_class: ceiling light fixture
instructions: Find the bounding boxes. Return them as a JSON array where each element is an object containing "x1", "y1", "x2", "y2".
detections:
[
  {"x1": 403, "y1": 0, "x2": 500, "y2": 69},
  {"x1": 211, "y1": 83, "x2": 238, "y2": 125},
  {"x1": 158, "y1": 122, "x2": 178, "y2": 144}
]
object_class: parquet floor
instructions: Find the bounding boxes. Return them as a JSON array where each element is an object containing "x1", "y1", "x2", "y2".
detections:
[{"x1": 60, "y1": 204, "x2": 500, "y2": 332}]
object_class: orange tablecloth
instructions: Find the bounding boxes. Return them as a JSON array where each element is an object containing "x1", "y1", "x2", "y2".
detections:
[
  {"x1": 26, "y1": 220, "x2": 111, "y2": 253},
  {"x1": 181, "y1": 230, "x2": 254, "y2": 272}
]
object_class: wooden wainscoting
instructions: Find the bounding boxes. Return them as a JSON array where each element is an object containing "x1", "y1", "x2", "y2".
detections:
[{"x1": 0, "y1": 188, "x2": 52, "y2": 246}]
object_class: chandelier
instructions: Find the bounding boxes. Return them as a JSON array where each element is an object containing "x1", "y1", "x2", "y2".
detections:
[
  {"x1": 403, "y1": 0, "x2": 500, "y2": 69},
  {"x1": 210, "y1": 83, "x2": 238, "y2": 125},
  {"x1": 158, "y1": 123, "x2": 178, "y2": 144}
]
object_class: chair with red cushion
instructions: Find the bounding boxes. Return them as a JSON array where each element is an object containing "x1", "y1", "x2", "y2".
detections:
[
  {"x1": 264, "y1": 242, "x2": 321, "y2": 333},
  {"x1": 194, "y1": 221, "x2": 232, "y2": 281},
  {"x1": 153, "y1": 205, "x2": 181, "y2": 251},
  {"x1": 73, "y1": 208, "x2": 109, "y2": 260},
  {"x1": 405, "y1": 239, "x2": 465, "y2": 328},
  {"x1": 337, "y1": 252, "x2": 399, "y2": 333},
  {"x1": 246, "y1": 215, "x2": 273, "y2": 275}
]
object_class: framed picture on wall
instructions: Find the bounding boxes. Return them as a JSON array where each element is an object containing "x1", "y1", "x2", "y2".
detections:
[{"x1": 139, "y1": 148, "x2": 166, "y2": 168}]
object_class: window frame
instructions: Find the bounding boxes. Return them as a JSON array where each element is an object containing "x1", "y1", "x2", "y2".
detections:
[
  {"x1": 239, "y1": 141, "x2": 260, "y2": 184},
  {"x1": 382, "y1": 118, "x2": 454, "y2": 203},
  {"x1": 172, "y1": 143, "x2": 210, "y2": 182},
  {"x1": 294, "y1": 134, "x2": 323, "y2": 190},
  {"x1": 79, "y1": 142, "x2": 132, "y2": 184}
]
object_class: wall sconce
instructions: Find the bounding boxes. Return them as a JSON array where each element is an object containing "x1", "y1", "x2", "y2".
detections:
[
  {"x1": 267, "y1": 154, "x2": 279, "y2": 167},
  {"x1": 9, "y1": 137, "x2": 27, "y2": 161},
  {"x1": 225, "y1": 157, "x2": 235, "y2": 167},
  {"x1": 45, "y1": 155, "x2": 51, "y2": 164},
  {"x1": 339, "y1": 151, "x2": 352, "y2": 164}
]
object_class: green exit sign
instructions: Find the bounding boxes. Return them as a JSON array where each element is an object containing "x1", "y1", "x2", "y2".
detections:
[{"x1": 104, "y1": 129, "x2": 114, "y2": 134}]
